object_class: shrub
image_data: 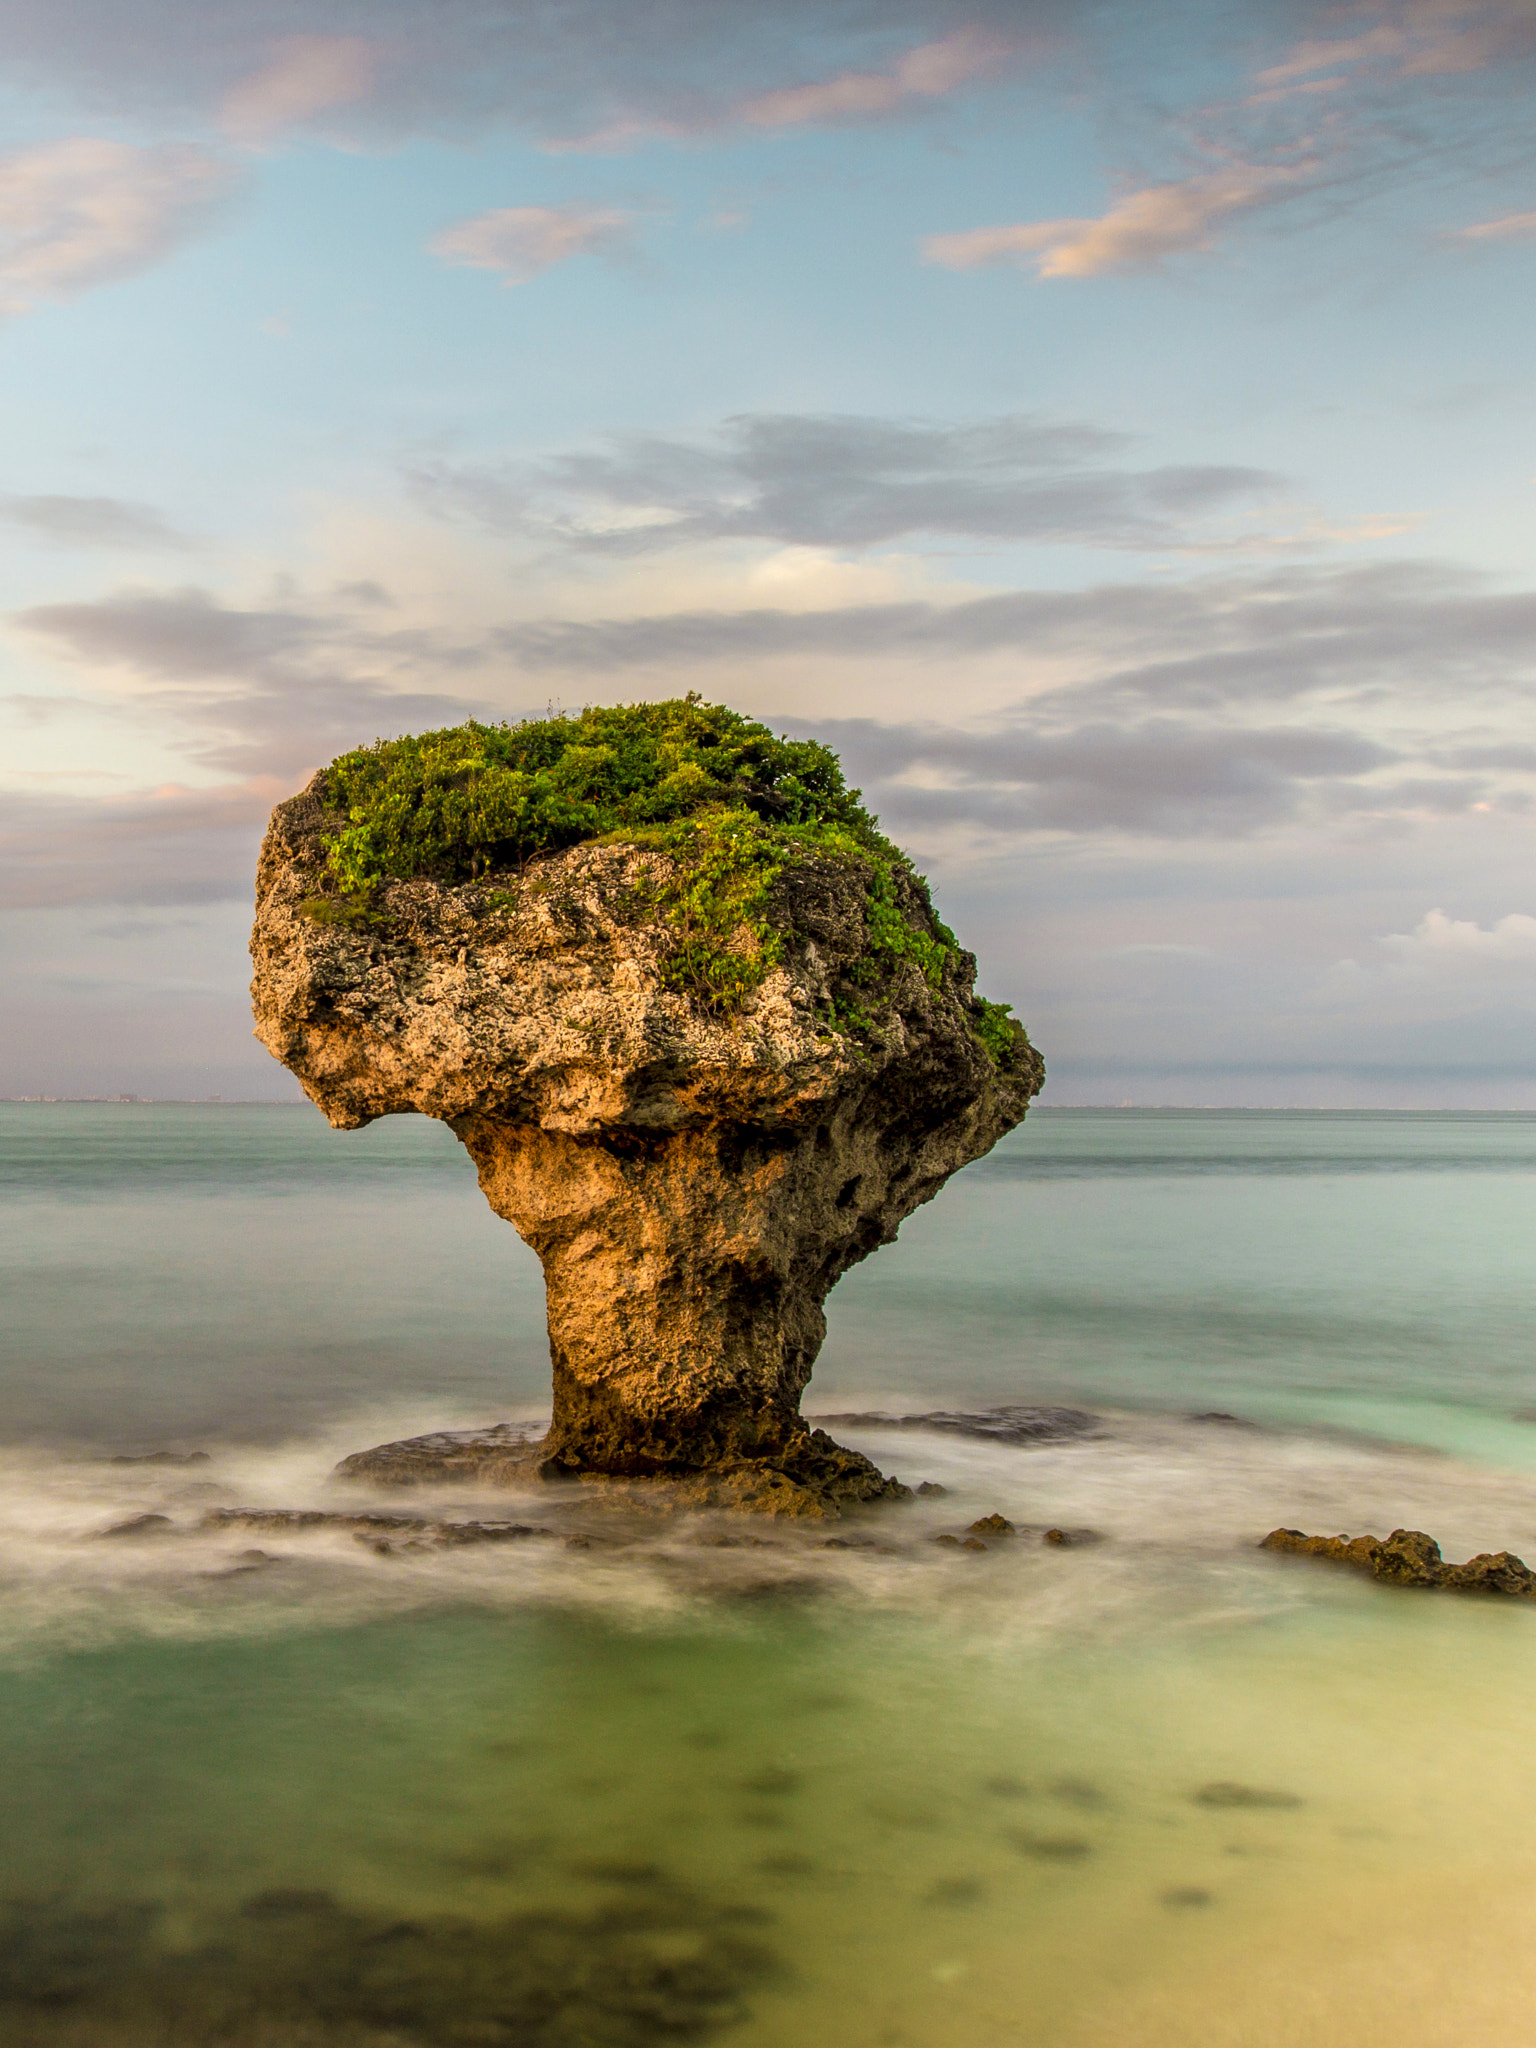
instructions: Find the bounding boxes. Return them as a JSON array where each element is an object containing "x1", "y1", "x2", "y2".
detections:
[{"x1": 313, "y1": 696, "x2": 1016, "y2": 1062}]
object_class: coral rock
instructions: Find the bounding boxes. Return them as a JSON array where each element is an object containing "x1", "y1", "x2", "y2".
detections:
[
  {"x1": 251, "y1": 777, "x2": 1041, "y2": 1513},
  {"x1": 1261, "y1": 1526, "x2": 1536, "y2": 1596}
]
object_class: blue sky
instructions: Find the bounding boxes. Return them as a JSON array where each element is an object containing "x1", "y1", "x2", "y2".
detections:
[{"x1": 4, "y1": 0, "x2": 1536, "y2": 1103}]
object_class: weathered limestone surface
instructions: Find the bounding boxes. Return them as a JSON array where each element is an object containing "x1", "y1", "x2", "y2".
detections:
[{"x1": 251, "y1": 779, "x2": 1043, "y2": 1511}]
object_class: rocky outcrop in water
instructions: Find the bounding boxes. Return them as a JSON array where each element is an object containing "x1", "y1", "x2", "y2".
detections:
[
  {"x1": 1261, "y1": 1526, "x2": 1536, "y2": 1595},
  {"x1": 251, "y1": 777, "x2": 1041, "y2": 1515}
]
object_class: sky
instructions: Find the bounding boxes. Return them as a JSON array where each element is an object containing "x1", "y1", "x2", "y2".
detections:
[{"x1": 3, "y1": 0, "x2": 1536, "y2": 1106}]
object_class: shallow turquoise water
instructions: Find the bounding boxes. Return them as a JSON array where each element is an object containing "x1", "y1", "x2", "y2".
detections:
[{"x1": 3, "y1": 1103, "x2": 1536, "y2": 2046}]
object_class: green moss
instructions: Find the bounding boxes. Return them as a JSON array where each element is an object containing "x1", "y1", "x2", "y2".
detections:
[
  {"x1": 297, "y1": 894, "x2": 380, "y2": 930},
  {"x1": 973, "y1": 996, "x2": 1027, "y2": 1073},
  {"x1": 310, "y1": 696, "x2": 1019, "y2": 1063}
]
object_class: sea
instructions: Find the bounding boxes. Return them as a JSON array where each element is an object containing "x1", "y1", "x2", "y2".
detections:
[{"x1": 3, "y1": 1101, "x2": 1536, "y2": 2046}]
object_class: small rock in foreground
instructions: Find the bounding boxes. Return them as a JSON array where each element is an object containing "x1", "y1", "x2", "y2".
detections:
[
  {"x1": 1261, "y1": 1527, "x2": 1536, "y2": 1596},
  {"x1": 98, "y1": 1513, "x2": 176, "y2": 1540},
  {"x1": 108, "y1": 1451, "x2": 211, "y2": 1466}
]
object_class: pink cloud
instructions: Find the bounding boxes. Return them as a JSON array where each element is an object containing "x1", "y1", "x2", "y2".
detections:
[
  {"x1": 0, "y1": 137, "x2": 238, "y2": 318},
  {"x1": 737, "y1": 26, "x2": 1011, "y2": 128},
  {"x1": 428, "y1": 203, "x2": 634, "y2": 283},
  {"x1": 1254, "y1": 4, "x2": 1536, "y2": 88},
  {"x1": 546, "y1": 24, "x2": 1014, "y2": 152},
  {"x1": 923, "y1": 165, "x2": 1308, "y2": 280},
  {"x1": 1457, "y1": 206, "x2": 1536, "y2": 240},
  {"x1": 1252, "y1": 25, "x2": 1407, "y2": 87},
  {"x1": 221, "y1": 36, "x2": 380, "y2": 144}
]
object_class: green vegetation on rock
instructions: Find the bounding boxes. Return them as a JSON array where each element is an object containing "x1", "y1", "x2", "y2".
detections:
[{"x1": 312, "y1": 696, "x2": 1022, "y2": 1064}]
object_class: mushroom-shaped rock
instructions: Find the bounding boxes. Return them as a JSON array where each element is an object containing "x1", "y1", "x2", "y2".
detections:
[{"x1": 250, "y1": 700, "x2": 1042, "y2": 1511}]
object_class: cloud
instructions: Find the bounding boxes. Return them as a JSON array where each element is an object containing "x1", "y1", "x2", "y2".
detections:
[
  {"x1": 1377, "y1": 906, "x2": 1536, "y2": 971},
  {"x1": 0, "y1": 779, "x2": 278, "y2": 909},
  {"x1": 549, "y1": 23, "x2": 1017, "y2": 149},
  {"x1": 479, "y1": 554, "x2": 1536, "y2": 833},
  {"x1": 923, "y1": 164, "x2": 1309, "y2": 277},
  {"x1": 490, "y1": 560, "x2": 1536, "y2": 721},
  {"x1": 1256, "y1": 4, "x2": 1536, "y2": 86},
  {"x1": 412, "y1": 410, "x2": 1281, "y2": 551},
  {"x1": 221, "y1": 34, "x2": 381, "y2": 143},
  {"x1": 734, "y1": 25, "x2": 1011, "y2": 126},
  {"x1": 428, "y1": 203, "x2": 635, "y2": 283},
  {"x1": 20, "y1": 588, "x2": 326, "y2": 683},
  {"x1": 794, "y1": 712, "x2": 1398, "y2": 839},
  {"x1": 1401, "y1": 2, "x2": 1536, "y2": 78},
  {"x1": 0, "y1": 495, "x2": 191, "y2": 551},
  {"x1": 13, "y1": 585, "x2": 490, "y2": 780},
  {"x1": 1252, "y1": 25, "x2": 1410, "y2": 88},
  {"x1": 13, "y1": 540, "x2": 1536, "y2": 892},
  {"x1": 1457, "y1": 206, "x2": 1536, "y2": 240},
  {"x1": 0, "y1": 2, "x2": 1064, "y2": 147},
  {"x1": 0, "y1": 137, "x2": 239, "y2": 318}
]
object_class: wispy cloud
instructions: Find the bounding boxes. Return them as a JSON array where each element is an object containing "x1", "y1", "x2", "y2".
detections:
[
  {"x1": 13, "y1": 585, "x2": 489, "y2": 780},
  {"x1": 1257, "y1": 4, "x2": 1536, "y2": 85},
  {"x1": 411, "y1": 409, "x2": 1280, "y2": 550},
  {"x1": 428, "y1": 203, "x2": 636, "y2": 283},
  {"x1": 0, "y1": 138, "x2": 240, "y2": 319},
  {"x1": 797, "y1": 712, "x2": 1399, "y2": 840},
  {"x1": 221, "y1": 35, "x2": 381, "y2": 144},
  {"x1": 9, "y1": 544, "x2": 1536, "y2": 1020},
  {"x1": 735, "y1": 25, "x2": 1011, "y2": 126},
  {"x1": 1376, "y1": 906, "x2": 1536, "y2": 970},
  {"x1": 0, "y1": 779, "x2": 280, "y2": 910},
  {"x1": 1252, "y1": 25, "x2": 1410, "y2": 89},
  {"x1": 924, "y1": 163, "x2": 1309, "y2": 278},
  {"x1": 1456, "y1": 205, "x2": 1536, "y2": 239},
  {"x1": 488, "y1": 557, "x2": 1536, "y2": 725},
  {"x1": 526, "y1": 24, "x2": 1018, "y2": 151},
  {"x1": 0, "y1": 495, "x2": 191, "y2": 551},
  {"x1": 0, "y1": 1, "x2": 1052, "y2": 145}
]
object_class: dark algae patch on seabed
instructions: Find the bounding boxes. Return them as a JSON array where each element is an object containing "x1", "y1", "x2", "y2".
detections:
[{"x1": 0, "y1": 1882, "x2": 775, "y2": 2046}]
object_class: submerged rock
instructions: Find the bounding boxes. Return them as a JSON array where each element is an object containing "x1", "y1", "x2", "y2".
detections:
[
  {"x1": 107, "y1": 1450, "x2": 211, "y2": 1466},
  {"x1": 333, "y1": 1423, "x2": 537, "y2": 1487},
  {"x1": 816, "y1": 1404, "x2": 1099, "y2": 1445},
  {"x1": 250, "y1": 704, "x2": 1041, "y2": 1515},
  {"x1": 97, "y1": 1513, "x2": 176, "y2": 1540},
  {"x1": 201, "y1": 1508, "x2": 551, "y2": 1550},
  {"x1": 1261, "y1": 1526, "x2": 1536, "y2": 1597}
]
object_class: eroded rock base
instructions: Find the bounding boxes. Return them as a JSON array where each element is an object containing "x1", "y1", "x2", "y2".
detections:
[
  {"x1": 335, "y1": 1424, "x2": 908, "y2": 1520},
  {"x1": 1262, "y1": 1525, "x2": 1536, "y2": 1596}
]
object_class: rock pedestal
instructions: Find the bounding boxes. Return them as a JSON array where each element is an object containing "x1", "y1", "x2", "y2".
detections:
[{"x1": 251, "y1": 779, "x2": 1043, "y2": 1511}]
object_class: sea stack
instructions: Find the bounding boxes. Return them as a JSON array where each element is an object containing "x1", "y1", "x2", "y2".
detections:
[{"x1": 250, "y1": 699, "x2": 1042, "y2": 1512}]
